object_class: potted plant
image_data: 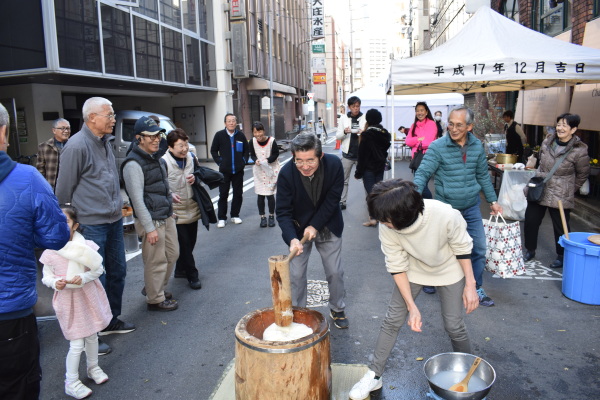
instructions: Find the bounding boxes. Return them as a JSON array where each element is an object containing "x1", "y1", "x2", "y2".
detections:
[{"x1": 590, "y1": 159, "x2": 599, "y2": 176}]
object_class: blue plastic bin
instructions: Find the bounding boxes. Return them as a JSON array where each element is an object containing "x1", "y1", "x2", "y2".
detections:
[{"x1": 558, "y1": 233, "x2": 600, "y2": 305}]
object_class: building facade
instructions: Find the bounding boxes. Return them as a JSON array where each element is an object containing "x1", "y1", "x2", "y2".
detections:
[
  {"x1": 229, "y1": 0, "x2": 311, "y2": 139},
  {"x1": 0, "y1": 0, "x2": 235, "y2": 160}
]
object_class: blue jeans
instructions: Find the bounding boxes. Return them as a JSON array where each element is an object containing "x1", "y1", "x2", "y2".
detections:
[
  {"x1": 460, "y1": 199, "x2": 486, "y2": 288},
  {"x1": 80, "y1": 219, "x2": 127, "y2": 323},
  {"x1": 362, "y1": 170, "x2": 384, "y2": 195}
]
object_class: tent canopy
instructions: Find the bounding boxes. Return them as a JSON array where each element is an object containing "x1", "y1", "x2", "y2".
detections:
[
  {"x1": 351, "y1": 76, "x2": 464, "y2": 106},
  {"x1": 387, "y1": 6, "x2": 600, "y2": 95}
]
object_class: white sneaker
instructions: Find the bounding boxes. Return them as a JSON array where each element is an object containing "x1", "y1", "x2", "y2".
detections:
[
  {"x1": 217, "y1": 220, "x2": 226, "y2": 228},
  {"x1": 87, "y1": 365, "x2": 109, "y2": 384},
  {"x1": 65, "y1": 380, "x2": 92, "y2": 399},
  {"x1": 349, "y1": 370, "x2": 382, "y2": 400},
  {"x1": 231, "y1": 217, "x2": 243, "y2": 224}
]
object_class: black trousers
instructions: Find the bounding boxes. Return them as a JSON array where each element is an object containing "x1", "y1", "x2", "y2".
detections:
[
  {"x1": 174, "y1": 221, "x2": 199, "y2": 282},
  {"x1": 218, "y1": 170, "x2": 245, "y2": 220},
  {"x1": 257, "y1": 195, "x2": 275, "y2": 215},
  {"x1": 0, "y1": 313, "x2": 41, "y2": 400},
  {"x1": 524, "y1": 201, "x2": 571, "y2": 256}
]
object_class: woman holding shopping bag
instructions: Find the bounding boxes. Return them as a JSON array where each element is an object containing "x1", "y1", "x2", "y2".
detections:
[
  {"x1": 523, "y1": 113, "x2": 590, "y2": 268},
  {"x1": 250, "y1": 121, "x2": 280, "y2": 227}
]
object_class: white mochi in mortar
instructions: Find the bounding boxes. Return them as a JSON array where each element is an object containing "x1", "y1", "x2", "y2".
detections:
[{"x1": 262, "y1": 322, "x2": 313, "y2": 342}]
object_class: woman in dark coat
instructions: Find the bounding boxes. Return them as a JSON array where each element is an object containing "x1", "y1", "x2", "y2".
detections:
[
  {"x1": 355, "y1": 109, "x2": 391, "y2": 226},
  {"x1": 523, "y1": 113, "x2": 590, "y2": 268}
]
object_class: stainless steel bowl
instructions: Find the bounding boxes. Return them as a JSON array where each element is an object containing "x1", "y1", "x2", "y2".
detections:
[{"x1": 424, "y1": 352, "x2": 496, "y2": 400}]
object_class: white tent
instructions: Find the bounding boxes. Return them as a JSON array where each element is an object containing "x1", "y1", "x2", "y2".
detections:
[
  {"x1": 387, "y1": 6, "x2": 600, "y2": 95},
  {"x1": 350, "y1": 79, "x2": 464, "y2": 131}
]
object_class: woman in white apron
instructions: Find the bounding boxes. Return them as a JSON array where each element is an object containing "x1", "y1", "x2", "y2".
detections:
[{"x1": 249, "y1": 122, "x2": 280, "y2": 227}]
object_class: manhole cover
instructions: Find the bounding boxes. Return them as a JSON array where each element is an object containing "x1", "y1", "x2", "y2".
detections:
[{"x1": 306, "y1": 279, "x2": 330, "y2": 307}]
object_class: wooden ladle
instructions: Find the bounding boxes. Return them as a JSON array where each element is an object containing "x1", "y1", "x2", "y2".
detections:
[{"x1": 449, "y1": 357, "x2": 482, "y2": 393}]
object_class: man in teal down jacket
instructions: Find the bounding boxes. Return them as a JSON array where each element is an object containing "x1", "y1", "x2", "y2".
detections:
[{"x1": 413, "y1": 106, "x2": 503, "y2": 307}]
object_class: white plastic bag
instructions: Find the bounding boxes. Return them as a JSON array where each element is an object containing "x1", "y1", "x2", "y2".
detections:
[
  {"x1": 497, "y1": 171, "x2": 533, "y2": 220},
  {"x1": 580, "y1": 179, "x2": 590, "y2": 195}
]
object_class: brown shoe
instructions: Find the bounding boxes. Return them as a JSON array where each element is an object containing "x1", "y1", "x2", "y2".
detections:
[
  {"x1": 141, "y1": 287, "x2": 172, "y2": 300},
  {"x1": 147, "y1": 299, "x2": 178, "y2": 312},
  {"x1": 362, "y1": 219, "x2": 378, "y2": 227}
]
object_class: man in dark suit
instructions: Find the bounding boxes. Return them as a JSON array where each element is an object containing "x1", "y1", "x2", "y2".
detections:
[
  {"x1": 276, "y1": 133, "x2": 348, "y2": 329},
  {"x1": 210, "y1": 113, "x2": 249, "y2": 227}
]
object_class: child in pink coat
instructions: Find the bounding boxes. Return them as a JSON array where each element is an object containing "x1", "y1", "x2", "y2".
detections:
[{"x1": 41, "y1": 205, "x2": 112, "y2": 399}]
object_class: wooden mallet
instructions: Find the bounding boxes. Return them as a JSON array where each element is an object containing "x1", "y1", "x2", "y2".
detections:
[{"x1": 268, "y1": 234, "x2": 309, "y2": 328}]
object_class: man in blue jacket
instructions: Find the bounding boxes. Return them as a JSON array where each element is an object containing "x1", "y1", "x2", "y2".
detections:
[
  {"x1": 0, "y1": 103, "x2": 70, "y2": 399},
  {"x1": 414, "y1": 106, "x2": 503, "y2": 307},
  {"x1": 210, "y1": 113, "x2": 249, "y2": 228},
  {"x1": 276, "y1": 133, "x2": 349, "y2": 328}
]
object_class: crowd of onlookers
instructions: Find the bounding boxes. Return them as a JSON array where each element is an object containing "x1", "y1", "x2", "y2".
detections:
[{"x1": 0, "y1": 92, "x2": 590, "y2": 400}]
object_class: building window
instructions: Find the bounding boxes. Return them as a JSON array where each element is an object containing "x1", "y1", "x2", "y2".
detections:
[
  {"x1": 185, "y1": 35, "x2": 200, "y2": 85},
  {"x1": 136, "y1": 0, "x2": 159, "y2": 20},
  {"x1": 101, "y1": 5, "x2": 133, "y2": 76},
  {"x1": 134, "y1": 16, "x2": 162, "y2": 80},
  {"x1": 0, "y1": 0, "x2": 46, "y2": 72},
  {"x1": 501, "y1": 0, "x2": 519, "y2": 22},
  {"x1": 160, "y1": 0, "x2": 181, "y2": 29},
  {"x1": 198, "y1": 0, "x2": 211, "y2": 40},
  {"x1": 162, "y1": 27, "x2": 184, "y2": 83},
  {"x1": 55, "y1": 0, "x2": 101, "y2": 72},
  {"x1": 201, "y1": 41, "x2": 216, "y2": 88},
  {"x1": 535, "y1": 0, "x2": 572, "y2": 37},
  {"x1": 182, "y1": 0, "x2": 197, "y2": 33}
]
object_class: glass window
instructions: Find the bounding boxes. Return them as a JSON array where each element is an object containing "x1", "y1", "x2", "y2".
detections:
[
  {"x1": 501, "y1": 0, "x2": 519, "y2": 22},
  {"x1": 160, "y1": 0, "x2": 181, "y2": 28},
  {"x1": 182, "y1": 0, "x2": 197, "y2": 32},
  {"x1": 185, "y1": 35, "x2": 200, "y2": 85},
  {"x1": 537, "y1": 0, "x2": 572, "y2": 36},
  {"x1": 198, "y1": 0, "x2": 210, "y2": 40},
  {"x1": 201, "y1": 41, "x2": 216, "y2": 88},
  {"x1": 595, "y1": 0, "x2": 600, "y2": 17},
  {"x1": 55, "y1": 0, "x2": 101, "y2": 72},
  {"x1": 101, "y1": 5, "x2": 133, "y2": 76},
  {"x1": 162, "y1": 27, "x2": 184, "y2": 83},
  {"x1": 134, "y1": 16, "x2": 162, "y2": 80},
  {"x1": 136, "y1": 0, "x2": 159, "y2": 20},
  {"x1": 0, "y1": 0, "x2": 46, "y2": 72}
]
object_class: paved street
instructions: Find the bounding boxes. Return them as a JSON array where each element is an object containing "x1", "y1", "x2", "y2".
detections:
[{"x1": 37, "y1": 135, "x2": 599, "y2": 400}]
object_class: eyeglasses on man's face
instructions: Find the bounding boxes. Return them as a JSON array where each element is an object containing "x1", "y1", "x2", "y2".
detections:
[
  {"x1": 145, "y1": 134, "x2": 161, "y2": 141},
  {"x1": 294, "y1": 159, "x2": 319, "y2": 167},
  {"x1": 54, "y1": 126, "x2": 71, "y2": 131},
  {"x1": 96, "y1": 113, "x2": 117, "y2": 120}
]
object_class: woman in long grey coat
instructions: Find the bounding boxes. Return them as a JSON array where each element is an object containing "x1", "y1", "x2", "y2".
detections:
[{"x1": 523, "y1": 113, "x2": 590, "y2": 268}]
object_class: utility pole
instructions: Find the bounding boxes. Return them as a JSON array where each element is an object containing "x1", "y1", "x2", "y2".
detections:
[
  {"x1": 268, "y1": 7, "x2": 275, "y2": 137},
  {"x1": 408, "y1": 0, "x2": 414, "y2": 58},
  {"x1": 349, "y1": 0, "x2": 354, "y2": 94}
]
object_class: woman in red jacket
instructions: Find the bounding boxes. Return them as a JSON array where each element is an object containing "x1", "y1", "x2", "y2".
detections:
[{"x1": 405, "y1": 101, "x2": 439, "y2": 200}]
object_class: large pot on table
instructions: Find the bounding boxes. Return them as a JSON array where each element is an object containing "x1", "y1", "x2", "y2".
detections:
[
  {"x1": 495, "y1": 153, "x2": 518, "y2": 164},
  {"x1": 424, "y1": 352, "x2": 496, "y2": 400}
]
